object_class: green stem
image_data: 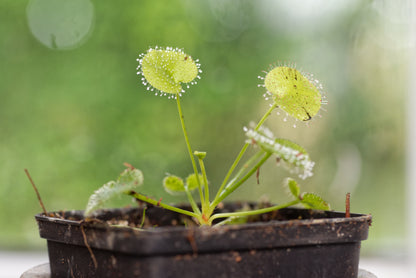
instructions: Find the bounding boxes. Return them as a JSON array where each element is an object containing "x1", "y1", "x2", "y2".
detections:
[
  {"x1": 197, "y1": 156, "x2": 210, "y2": 207},
  {"x1": 214, "y1": 144, "x2": 249, "y2": 201},
  {"x1": 255, "y1": 103, "x2": 279, "y2": 130},
  {"x1": 129, "y1": 191, "x2": 199, "y2": 219},
  {"x1": 176, "y1": 95, "x2": 204, "y2": 210},
  {"x1": 209, "y1": 150, "x2": 265, "y2": 211},
  {"x1": 214, "y1": 103, "x2": 277, "y2": 201},
  {"x1": 212, "y1": 152, "x2": 272, "y2": 209},
  {"x1": 210, "y1": 200, "x2": 300, "y2": 225},
  {"x1": 184, "y1": 186, "x2": 201, "y2": 215},
  {"x1": 224, "y1": 150, "x2": 265, "y2": 192}
]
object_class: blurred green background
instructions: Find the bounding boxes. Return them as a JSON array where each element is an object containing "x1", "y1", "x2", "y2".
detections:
[{"x1": 0, "y1": 0, "x2": 411, "y2": 256}]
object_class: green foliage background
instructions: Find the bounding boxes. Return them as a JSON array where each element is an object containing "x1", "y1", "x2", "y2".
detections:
[{"x1": 0, "y1": 0, "x2": 409, "y2": 254}]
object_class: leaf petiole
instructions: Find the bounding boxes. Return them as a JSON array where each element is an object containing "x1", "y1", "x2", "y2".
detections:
[
  {"x1": 176, "y1": 95, "x2": 205, "y2": 211},
  {"x1": 209, "y1": 200, "x2": 300, "y2": 225},
  {"x1": 129, "y1": 191, "x2": 199, "y2": 219},
  {"x1": 214, "y1": 103, "x2": 278, "y2": 202},
  {"x1": 211, "y1": 152, "x2": 273, "y2": 209}
]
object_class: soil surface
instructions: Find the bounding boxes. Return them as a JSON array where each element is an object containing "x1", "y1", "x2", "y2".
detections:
[{"x1": 45, "y1": 202, "x2": 343, "y2": 229}]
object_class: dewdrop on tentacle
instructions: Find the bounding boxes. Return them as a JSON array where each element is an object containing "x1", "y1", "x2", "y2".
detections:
[
  {"x1": 136, "y1": 47, "x2": 201, "y2": 96},
  {"x1": 262, "y1": 65, "x2": 323, "y2": 122}
]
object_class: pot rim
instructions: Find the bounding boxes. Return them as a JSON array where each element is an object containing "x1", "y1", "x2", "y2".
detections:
[{"x1": 36, "y1": 206, "x2": 371, "y2": 256}]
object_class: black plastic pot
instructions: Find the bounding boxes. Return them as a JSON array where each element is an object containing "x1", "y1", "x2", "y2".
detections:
[{"x1": 36, "y1": 204, "x2": 371, "y2": 278}]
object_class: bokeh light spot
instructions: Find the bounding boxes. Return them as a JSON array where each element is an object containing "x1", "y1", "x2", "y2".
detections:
[{"x1": 26, "y1": 0, "x2": 94, "y2": 50}]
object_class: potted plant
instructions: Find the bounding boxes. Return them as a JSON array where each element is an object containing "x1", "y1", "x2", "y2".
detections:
[{"x1": 32, "y1": 46, "x2": 371, "y2": 278}]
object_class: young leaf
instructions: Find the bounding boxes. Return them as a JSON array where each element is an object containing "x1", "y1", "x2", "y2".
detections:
[
  {"x1": 245, "y1": 126, "x2": 315, "y2": 179},
  {"x1": 85, "y1": 168, "x2": 144, "y2": 216},
  {"x1": 275, "y1": 138, "x2": 307, "y2": 155},
  {"x1": 163, "y1": 175, "x2": 185, "y2": 195},
  {"x1": 185, "y1": 173, "x2": 204, "y2": 191},
  {"x1": 285, "y1": 178, "x2": 300, "y2": 198},
  {"x1": 300, "y1": 193, "x2": 330, "y2": 211}
]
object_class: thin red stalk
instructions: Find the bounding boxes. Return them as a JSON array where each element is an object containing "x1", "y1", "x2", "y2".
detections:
[
  {"x1": 24, "y1": 169, "x2": 48, "y2": 215},
  {"x1": 345, "y1": 192, "x2": 351, "y2": 218}
]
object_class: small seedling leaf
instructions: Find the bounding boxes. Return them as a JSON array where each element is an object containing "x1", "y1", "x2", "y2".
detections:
[
  {"x1": 185, "y1": 173, "x2": 204, "y2": 191},
  {"x1": 285, "y1": 178, "x2": 300, "y2": 198},
  {"x1": 163, "y1": 175, "x2": 185, "y2": 195},
  {"x1": 300, "y1": 193, "x2": 330, "y2": 211}
]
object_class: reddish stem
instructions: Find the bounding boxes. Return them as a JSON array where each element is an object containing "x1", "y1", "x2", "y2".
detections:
[
  {"x1": 345, "y1": 192, "x2": 351, "y2": 218},
  {"x1": 25, "y1": 169, "x2": 48, "y2": 215},
  {"x1": 123, "y1": 162, "x2": 135, "y2": 170}
]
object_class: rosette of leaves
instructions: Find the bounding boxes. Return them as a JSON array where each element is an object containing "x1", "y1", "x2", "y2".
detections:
[{"x1": 82, "y1": 46, "x2": 331, "y2": 226}]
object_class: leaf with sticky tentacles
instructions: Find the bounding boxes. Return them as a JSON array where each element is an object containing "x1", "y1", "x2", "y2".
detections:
[
  {"x1": 85, "y1": 167, "x2": 144, "y2": 216},
  {"x1": 300, "y1": 193, "x2": 330, "y2": 211}
]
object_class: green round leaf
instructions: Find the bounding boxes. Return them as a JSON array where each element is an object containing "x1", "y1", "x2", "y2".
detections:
[
  {"x1": 264, "y1": 66, "x2": 321, "y2": 121},
  {"x1": 185, "y1": 173, "x2": 204, "y2": 191},
  {"x1": 138, "y1": 47, "x2": 200, "y2": 95},
  {"x1": 163, "y1": 175, "x2": 185, "y2": 195}
]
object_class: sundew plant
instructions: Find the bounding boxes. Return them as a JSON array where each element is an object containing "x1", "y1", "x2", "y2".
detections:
[{"x1": 85, "y1": 46, "x2": 330, "y2": 226}]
